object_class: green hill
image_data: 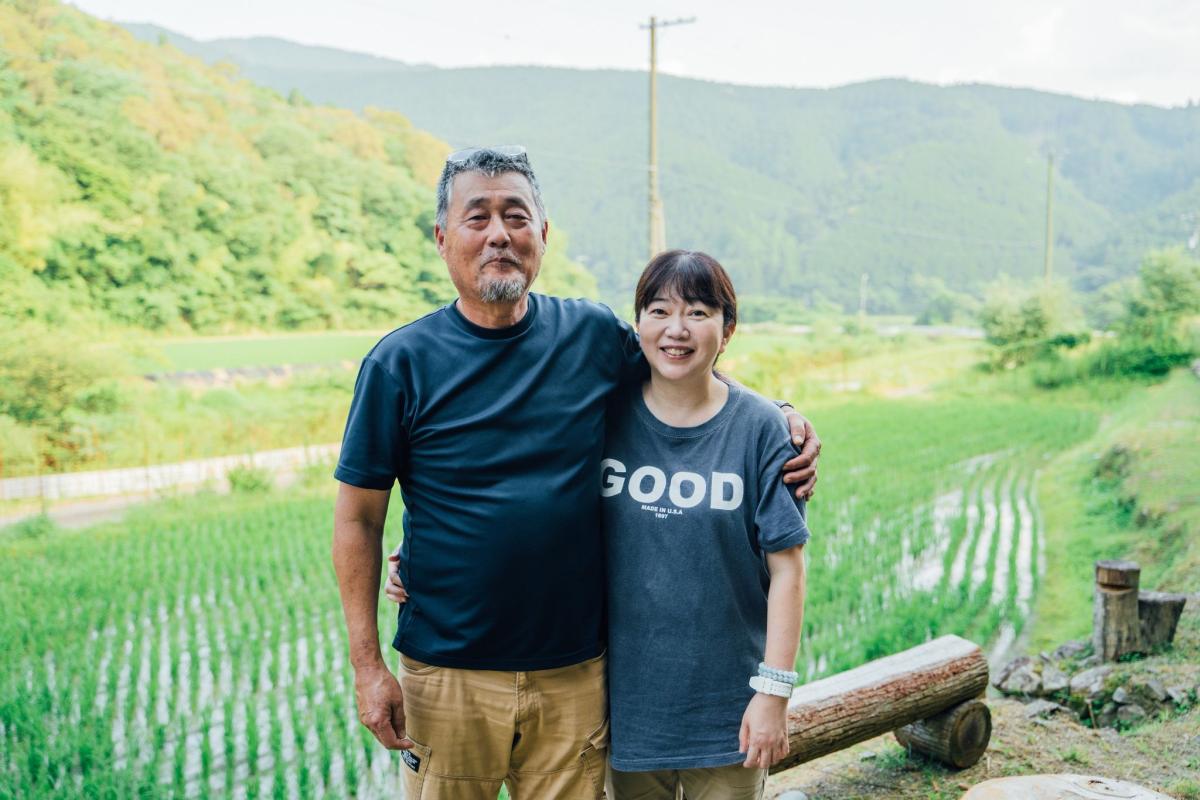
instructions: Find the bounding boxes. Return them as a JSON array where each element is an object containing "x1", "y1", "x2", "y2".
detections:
[
  {"x1": 0, "y1": 2, "x2": 595, "y2": 333},
  {"x1": 126, "y1": 23, "x2": 1200, "y2": 313}
]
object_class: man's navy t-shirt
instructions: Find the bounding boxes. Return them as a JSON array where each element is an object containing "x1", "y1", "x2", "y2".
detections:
[{"x1": 334, "y1": 293, "x2": 642, "y2": 670}]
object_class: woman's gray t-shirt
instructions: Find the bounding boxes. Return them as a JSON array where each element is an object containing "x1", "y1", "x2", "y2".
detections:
[{"x1": 602, "y1": 382, "x2": 810, "y2": 772}]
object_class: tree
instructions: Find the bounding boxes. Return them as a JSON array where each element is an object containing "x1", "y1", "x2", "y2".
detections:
[{"x1": 978, "y1": 278, "x2": 1084, "y2": 368}]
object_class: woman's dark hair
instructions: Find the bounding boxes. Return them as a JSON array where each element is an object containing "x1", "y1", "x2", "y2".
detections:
[{"x1": 634, "y1": 250, "x2": 737, "y2": 334}]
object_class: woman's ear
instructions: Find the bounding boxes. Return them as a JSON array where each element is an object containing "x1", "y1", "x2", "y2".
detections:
[{"x1": 719, "y1": 322, "x2": 735, "y2": 354}]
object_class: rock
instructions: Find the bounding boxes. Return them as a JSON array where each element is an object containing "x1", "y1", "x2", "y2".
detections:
[
  {"x1": 1095, "y1": 702, "x2": 1118, "y2": 728},
  {"x1": 1112, "y1": 686, "x2": 1129, "y2": 704},
  {"x1": 1051, "y1": 640, "x2": 1089, "y2": 661},
  {"x1": 1078, "y1": 654, "x2": 1101, "y2": 669},
  {"x1": 1042, "y1": 665, "x2": 1069, "y2": 693},
  {"x1": 999, "y1": 662, "x2": 1042, "y2": 695},
  {"x1": 993, "y1": 656, "x2": 1030, "y2": 688},
  {"x1": 1127, "y1": 676, "x2": 1169, "y2": 708},
  {"x1": 1166, "y1": 685, "x2": 1190, "y2": 705},
  {"x1": 1024, "y1": 699, "x2": 1067, "y2": 719},
  {"x1": 962, "y1": 774, "x2": 1175, "y2": 799},
  {"x1": 1117, "y1": 704, "x2": 1148, "y2": 725},
  {"x1": 1069, "y1": 665, "x2": 1113, "y2": 695},
  {"x1": 777, "y1": 792, "x2": 809, "y2": 800}
]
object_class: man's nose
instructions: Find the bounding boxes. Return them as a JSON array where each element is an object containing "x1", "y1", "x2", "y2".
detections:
[{"x1": 485, "y1": 215, "x2": 511, "y2": 246}]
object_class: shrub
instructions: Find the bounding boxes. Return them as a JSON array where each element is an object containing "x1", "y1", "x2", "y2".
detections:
[{"x1": 227, "y1": 464, "x2": 274, "y2": 494}]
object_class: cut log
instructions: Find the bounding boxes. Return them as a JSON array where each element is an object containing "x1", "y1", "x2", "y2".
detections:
[
  {"x1": 1093, "y1": 559, "x2": 1141, "y2": 661},
  {"x1": 894, "y1": 699, "x2": 991, "y2": 768},
  {"x1": 1095, "y1": 559, "x2": 1140, "y2": 588},
  {"x1": 1138, "y1": 591, "x2": 1188, "y2": 649},
  {"x1": 770, "y1": 634, "x2": 989, "y2": 774}
]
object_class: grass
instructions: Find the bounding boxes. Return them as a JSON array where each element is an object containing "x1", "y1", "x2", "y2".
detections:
[
  {"x1": 130, "y1": 332, "x2": 385, "y2": 374},
  {"x1": 0, "y1": 369, "x2": 355, "y2": 479},
  {"x1": 1030, "y1": 369, "x2": 1199, "y2": 650},
  {"x1": 724, "y1": 332, "x2": 982, "y2": 402}
]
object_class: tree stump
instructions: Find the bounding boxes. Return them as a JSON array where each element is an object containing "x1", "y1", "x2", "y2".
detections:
[
  {"x1": 1093, "y1": 560, "x2": 1141, "y2": 661},
  {"x1": 771, "y1": 634, "x2": 990, "y2": 773},
  {"x1": 1138, "y1": 591, "x2": 1188, "y2": 649},
  {"x1": 894, "y1": 698, "x2": 991, "y2": 768}
]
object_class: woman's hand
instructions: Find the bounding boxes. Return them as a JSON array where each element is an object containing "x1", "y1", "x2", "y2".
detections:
[
  {"x1": 384, "y1": 550, "x2": 408, "y2": 605},
  {"x1": 739, "y1": 693, "x2": 790, "y2": 769}
]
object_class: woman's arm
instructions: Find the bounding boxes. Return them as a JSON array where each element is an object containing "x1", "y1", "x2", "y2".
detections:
[
  {"x1": 764, "y1": 543, "x2": 807, "y2": 671},
  {"x1": 740, "y1": 543, "x2": 807, "y2": 769}
]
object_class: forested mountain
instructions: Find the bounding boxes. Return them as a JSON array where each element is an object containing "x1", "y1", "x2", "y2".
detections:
[
  {"x1": 0, "y1": 1, "x2": 595, "y2": 333},
  {"x1": 127, "y1": 23, "x2": 1200, "y2": 313}
]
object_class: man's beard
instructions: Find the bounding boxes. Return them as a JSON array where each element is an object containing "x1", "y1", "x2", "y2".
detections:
[{"x1": 478, "y1": 273, "x2": 528, "y2": 304}]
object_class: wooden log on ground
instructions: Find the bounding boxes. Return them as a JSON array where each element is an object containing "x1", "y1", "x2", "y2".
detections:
[
  {"x1": 1093, "y1": 559, "x2": 1141, "y2": 661},
  {"x1": 894, "y1": 698, "x2": 992, "y2": 768},
  {"x1": 770, "y1": 634, "x2": 989, "y2": 774},
  {"x1": 1138, "y1": 591, "x2": 1188, "y2": 649}
]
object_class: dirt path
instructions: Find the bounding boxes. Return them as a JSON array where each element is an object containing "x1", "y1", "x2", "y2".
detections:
[{"x1": 0, "y1": 445, "x2": 337, "y2": 530}]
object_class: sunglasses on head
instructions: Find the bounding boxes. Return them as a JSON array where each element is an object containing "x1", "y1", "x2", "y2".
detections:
[{"x1": 446, "y1": 145, "x2": 528, "y2": 164}]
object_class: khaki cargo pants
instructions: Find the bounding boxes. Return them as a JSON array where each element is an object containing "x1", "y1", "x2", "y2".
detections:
[{"x1": 398, "y1": 652, "x2": 609, "y2": 800}]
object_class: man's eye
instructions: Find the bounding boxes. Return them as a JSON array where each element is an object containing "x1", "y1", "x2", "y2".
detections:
[{"x1": 689, "y1": 310, "x2": 709, "y2": 318}]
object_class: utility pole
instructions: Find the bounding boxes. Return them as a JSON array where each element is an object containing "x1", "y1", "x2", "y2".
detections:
[
  {"x1": 1043, "y1": 153, "x2": 1055, "y2": 281},
  {"x1": 641, "y1": 15, "x2": 694, "y2": 259}
]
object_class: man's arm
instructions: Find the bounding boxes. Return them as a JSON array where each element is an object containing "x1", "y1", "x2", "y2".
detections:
[{"x1": 332, "y1": 482, "x2": 412, "y2": 750}]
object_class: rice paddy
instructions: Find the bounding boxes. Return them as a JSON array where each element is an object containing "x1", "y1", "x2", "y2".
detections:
[{"x1": 0, "y1": 388, "x2": 1099, "y2": 798}]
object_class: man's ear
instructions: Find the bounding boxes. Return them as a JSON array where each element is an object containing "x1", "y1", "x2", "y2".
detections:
[
  {"x1": 540, "y1": 218, "x2": 549, "y2": 252},
  {"x1": 434, "y1": 224, "x2": 446, "y2": 257}
]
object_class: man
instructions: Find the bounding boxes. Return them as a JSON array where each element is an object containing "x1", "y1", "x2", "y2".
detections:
[{"x1": 331, "y1": 147, "x2": 819, "y2": 800}]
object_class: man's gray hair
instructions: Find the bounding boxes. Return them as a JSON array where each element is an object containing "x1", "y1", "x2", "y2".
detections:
[{"x1": 435, "y1": 149, "x2": 547, "y2": 229}]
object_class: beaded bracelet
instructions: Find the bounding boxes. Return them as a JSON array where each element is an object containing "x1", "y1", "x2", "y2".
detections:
[{"x1": 758, "y1": 662, "x2": 799, "y2": 684}]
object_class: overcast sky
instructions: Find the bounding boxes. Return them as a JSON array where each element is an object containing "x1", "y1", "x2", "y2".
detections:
[{"x1": 70, "y1": 0, "x2": 1198, "y2": 108}]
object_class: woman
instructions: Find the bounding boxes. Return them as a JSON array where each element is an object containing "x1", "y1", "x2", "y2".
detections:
[
  {"x1": 389, "y1": 250, "x2": 808, "y2": 799},
  {"x1": 598, "y1": 249, "x2": 808, "y2": 799}
]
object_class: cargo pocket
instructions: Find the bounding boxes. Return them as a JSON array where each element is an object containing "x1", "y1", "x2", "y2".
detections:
[
  {"x1": 399, "y1": 740, "x2": 432, "y2": 800},
  {"x1": 578, "y1": 718, "x2": 610, "y2": 798}
]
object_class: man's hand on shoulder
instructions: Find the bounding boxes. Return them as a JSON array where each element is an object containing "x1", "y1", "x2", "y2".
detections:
[
  {"x1": 781, "y1": 408, "x2": 820, "y2": 500},
  {"x1": 354, "y1": 663, "x2": 412, "y2": 750}
]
